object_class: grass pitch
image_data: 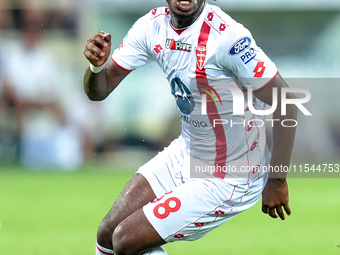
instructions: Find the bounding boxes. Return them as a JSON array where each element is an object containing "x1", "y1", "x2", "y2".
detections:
[{"x1": 0, "y1": 166, "x2": 339, "y2": 255}]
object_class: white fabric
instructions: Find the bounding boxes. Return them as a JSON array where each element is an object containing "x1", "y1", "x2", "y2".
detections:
[
  {"x1": 96, "y1": 242, "x2": 115, "y2": 255},
  {"x1": 90, "y1": 62, "x2": 105, "y2": 73},
  {"x1": 96, "y1": 242, "x2": 167, "y2": 254},
  {"x1": 112, "y1": 3, "x2": 277, "y2": 172},
  {"x1": 113, "y1": 1, "x2": 276, "y2": 246},
  {"x1": 144, "y1": 246, "x2": 168, "y2": 255},
  {"x1": 138, "y1": 136, "x2": 268, "y2": 242}
]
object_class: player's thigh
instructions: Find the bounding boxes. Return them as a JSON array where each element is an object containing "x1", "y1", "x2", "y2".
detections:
[
  {"x1": 99, "y1": 136, "x2": 186, "y2": 248},
  {"x1": 98, "y1": 173, "x2": 156, "y2": 237},
  {"x1": 112, "y1": 207, "x2": 166, "y2": 255},
  {"x1": 100, "y1": 136, "x2": 185, "y2": 228}
]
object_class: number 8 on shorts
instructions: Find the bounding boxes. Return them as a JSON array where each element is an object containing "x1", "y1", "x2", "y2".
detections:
[{"x1": 153, "y1": 197, "x2": 181, "y2": 219}]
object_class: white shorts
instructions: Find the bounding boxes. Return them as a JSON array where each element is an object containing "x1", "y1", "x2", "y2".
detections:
[{"x1": 137, "y1": 135, "x2": 268, "y2": 243}]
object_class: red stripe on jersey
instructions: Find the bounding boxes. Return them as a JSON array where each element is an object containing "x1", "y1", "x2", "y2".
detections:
[{"x1": 195, "y1": 21, "x2": 227, "y2": 179}]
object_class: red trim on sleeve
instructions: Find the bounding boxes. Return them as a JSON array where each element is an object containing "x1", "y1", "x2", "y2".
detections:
[
  {"x1": 253, "y1": 71, "x2": 279, "y2": 92},
  {"x1": 111, "y1": 56, "x2": 134, "y2": 71}
]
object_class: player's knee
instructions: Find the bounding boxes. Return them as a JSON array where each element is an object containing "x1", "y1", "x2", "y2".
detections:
[
  {"x1": 112, "y1": 223, "x2": 138, "y2": 255},
  {"x1": 97, "y1": 217, "x2": 116, "y2": 249}
]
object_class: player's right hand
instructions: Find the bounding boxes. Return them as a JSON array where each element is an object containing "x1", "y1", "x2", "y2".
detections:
[{"x1": 84, "y1": 31, "x2": 112, "y2": 67}]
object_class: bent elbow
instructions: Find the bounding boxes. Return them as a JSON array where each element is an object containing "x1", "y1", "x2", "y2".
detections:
[
  {"x1": 85, "y1": 89, "x2": 108, "y2": 101},
  {"x1": 86, "y1": 93, "x2": 107, "y2": 101}
]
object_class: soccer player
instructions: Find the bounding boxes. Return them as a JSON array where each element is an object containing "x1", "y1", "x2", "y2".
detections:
[{"x1": 83, "y1": 1, "x2": 297, "y2": 254}]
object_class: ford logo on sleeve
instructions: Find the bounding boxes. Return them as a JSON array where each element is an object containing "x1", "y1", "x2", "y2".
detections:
[{"x1": 229, "y1": 37, "x2": 251, "y2": 55}]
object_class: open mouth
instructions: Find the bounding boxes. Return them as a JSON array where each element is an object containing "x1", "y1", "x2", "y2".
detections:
[{"x1": 176, "y1": 0, "x2": 194, "y2": 12}]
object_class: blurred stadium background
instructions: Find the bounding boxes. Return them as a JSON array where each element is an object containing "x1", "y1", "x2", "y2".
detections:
[{"x1": 0, "y1": 0, "x2": 339, "y2": 254}]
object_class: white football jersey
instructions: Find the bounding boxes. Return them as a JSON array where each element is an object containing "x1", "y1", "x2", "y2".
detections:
[{"x1": 112, "y1": 3, "x2": 278, "y2": 178}]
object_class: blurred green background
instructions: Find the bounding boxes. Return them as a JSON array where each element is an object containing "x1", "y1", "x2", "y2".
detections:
[
  {"x1": 0, "y1": 167, "x2": 340, "y2": 255},
  {"x1": 1, "y1": 0, "x2": 340, "y2": 254}
]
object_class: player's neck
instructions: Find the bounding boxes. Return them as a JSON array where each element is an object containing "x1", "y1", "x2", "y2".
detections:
[{"x1": 170, "y1": 3, "x2": 205, "y2": 29}]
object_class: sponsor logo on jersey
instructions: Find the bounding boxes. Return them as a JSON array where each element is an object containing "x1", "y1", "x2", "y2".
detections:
[
  {"x1": 181, "y1": 114, "x2": 208, "y2": 128},
  {"x1": 154, "y1": 44, "x2": 163, "y2": 54},
  {"x1": 229, "y1": 37, "x2": 251, "y2": 55},
  {"x1": 171, "y1": 78, "x2": 194, "y2": 114},
  {"x1": 165, "y1": 38, "x2": 192, "y2": 52},
  {"x1": 199, "y1": 86, "x2": 222, "y2": 107},
  {"x1": 196, "y1": 46, "x2": 206, "y2": 70},
  {"x1": 240, "y1": 48, "x2": 257, "y2": 65},
  {"x1": 174, "y1": 234, "x2": 184, "y2": 239}
]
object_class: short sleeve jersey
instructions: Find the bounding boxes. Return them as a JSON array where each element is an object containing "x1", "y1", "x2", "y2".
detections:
[{"x1": 112, "y1": 3, "x2": 278, "y2": 177}]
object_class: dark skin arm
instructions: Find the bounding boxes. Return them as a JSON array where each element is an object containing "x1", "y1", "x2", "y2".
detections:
[
  {"x1": 254, "y1": 73, "x2": 297, "y2": 220},
  {"x1": 83, "y1": 31, "x2": 131, "y2": 101}
]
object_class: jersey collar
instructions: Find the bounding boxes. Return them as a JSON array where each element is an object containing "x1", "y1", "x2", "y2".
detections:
[{"x1": 169, "y1": 3, "x2": 209, "y2": 36}]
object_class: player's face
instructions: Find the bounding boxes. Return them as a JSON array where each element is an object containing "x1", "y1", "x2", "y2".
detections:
[{"x1": 166, "y1": 0, "x2": 206, "y2": 28}]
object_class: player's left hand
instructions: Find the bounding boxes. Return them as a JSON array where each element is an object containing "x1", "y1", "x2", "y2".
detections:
[{"x1": 261, "y1": 178, "x2": 291, "y2": 220}]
